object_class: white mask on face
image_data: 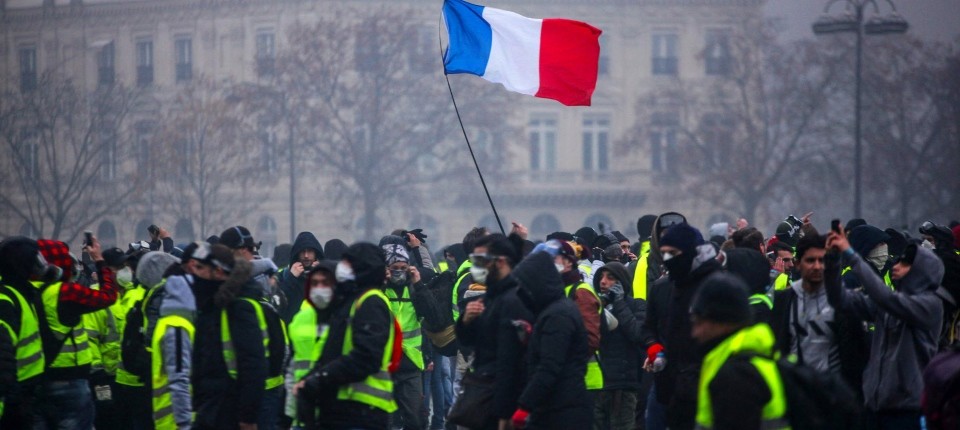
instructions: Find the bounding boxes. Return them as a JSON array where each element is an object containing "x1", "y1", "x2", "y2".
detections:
[
  {"x1": 866, "y1": 243, "x2": 889, "y2": 272},
  {"x1": 309, "y1": 286, "x2": 334, "y2": 309},
  {"x1": 554, "y1": 263, "x2": 565, "y2": 273},
  {"x1": 921, "y1": 239, "x2": 935, "y2": 250},
  {"x1": 662, "y1": 252, "x2": 675, "y2": 262},
  {"x1": 116, "y1": 267, "x2": 134, "y2": 288},
  {"x1": 470, "y1": 266, "x2": 489, "y2": 285},
  {"x1": 335, "y1": 262, "x2": 355, "y2": 283}
]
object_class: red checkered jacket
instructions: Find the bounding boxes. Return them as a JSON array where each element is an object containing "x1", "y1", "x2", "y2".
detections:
[{"x1": 37, "y1": 239, "x2": 117, "y2": 326}]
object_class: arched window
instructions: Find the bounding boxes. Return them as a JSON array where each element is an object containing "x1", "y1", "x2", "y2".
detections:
[
  {"x1": 174, "y1": 218, "x2": 195, "y2": 245},
  {"x1": 583, "y1": 213, "x2": 615, "y2": 235},
  {"x1": 97, "y1": 220, "x2": 118, "y2": 249},
  {"x1": 257, "y1": 216, "x2": 278, "y2": 259},
  {"x1": 530, "y1": 214, "x2": 562, "y2": 241},
  {"x1": 135, "y1": 219, "x2": 153, "y2": 242}
]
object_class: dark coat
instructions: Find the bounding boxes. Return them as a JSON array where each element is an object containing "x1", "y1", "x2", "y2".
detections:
[
  {"x1": 277, "y1": 232, "x2": 324, "y2": 323},
  {"x1": 593, "y1": 262, "x2": 646, "y2": 391},
  {"x1": 192, "y1": 260, "x2": 269, "y2": 428},
  {"x1": 455, "y1": 273, "x2": 534, "y2": 420},
  {"x1": 513, "y1": 251, "x2": 592, "y2": 430},
  {"x1": 640, "y1": 246, "x2": 720, "y2": 430}
]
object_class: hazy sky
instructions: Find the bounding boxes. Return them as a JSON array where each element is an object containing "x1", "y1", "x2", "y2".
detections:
[{"x1": 765, "y1": 0, "x2": 960, "y2": 42}]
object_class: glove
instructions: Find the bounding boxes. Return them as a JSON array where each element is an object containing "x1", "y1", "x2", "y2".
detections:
[
  {"x1": 406, "y1": 228, "x2": 428, "y2": 244},
  {"x1": 606, "y1": 283, "x2": 624, "y2": 303},
  {"x1": 646, "y1": 343, "x2": 664, "y2": 363},
  {"x1": 511, "y1": 408, "x2": 530, "y2": 429}
]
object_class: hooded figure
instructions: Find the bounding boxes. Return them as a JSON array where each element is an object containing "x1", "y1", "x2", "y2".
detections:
[
  {"x1": 277, "y1": 232, "x2": 324, "y2": 323},
  {"x1": 827, "y1": 243, "x2": 944, "y2": 414},
  {"x1": 723, "y1": 248, "x2": 774, "y2": 324},
  {"x1": 510, "y1": 251, "x2": 592, "y2": 429},
  {"x1": 843, "y1": 225, "x2": 892, "y2": 291},
  {"x1": 323, "y1": 239, "x2": 349, "y2": 261}
]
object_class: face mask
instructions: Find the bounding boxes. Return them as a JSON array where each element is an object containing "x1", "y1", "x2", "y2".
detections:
[
  {"x1": 554, "y1": 263, "x2": 565, "y2": 273},
  {"x1": 921, "y1": 239, "x2": 935, "y2": 250},
  {"x1": 389, "y1": 269, "x2": 407, "y2": 286},
  {"x1": 662, "y1": 252, "x2": 675, "y2": 262},
  {"x1": 117, "y1": 267, "x2": 134, "y2": 289},
  {"x1": 664, "y1": 252, "x2": 694, "y2": 281},
  {"x1": 866, "y1": 244, "x2": 889, "y2": 272},
  {"x1": 309, "y1": 286, "x2": 334, "y2": 309},
  {"x1": 335, "y1": 262, "x2": 355, "y2": 283},
  {"x1": 470, "y1": 266, "x2": 489, "y2": 285}
]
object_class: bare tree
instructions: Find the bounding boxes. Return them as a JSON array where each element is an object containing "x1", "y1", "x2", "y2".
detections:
[
  {"x1": 0, "y1": 72, "x2": 143, "y2": 240},
  {"x1": 254, "y1": 6, "x2": 517, "y2": 240},
  {"x1": 623, "y1": 18, "x2": 846, "y2": 223},
  {"x1": 151, "y1": 80, "x2": 271, "y2": 239}
]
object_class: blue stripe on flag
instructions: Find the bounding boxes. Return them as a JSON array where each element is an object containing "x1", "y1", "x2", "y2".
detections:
[{"x1": 442, "y1": 0, "x2": 491, "y2": 76}]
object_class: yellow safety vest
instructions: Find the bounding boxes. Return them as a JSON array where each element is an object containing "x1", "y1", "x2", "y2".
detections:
[
  {"x1": 39, "y1": 281, "x2": 93, "y2": 369},
  {"x1": 773, "y1": 273, "x2": 790, "y2": 291},
  {"x1": 116, "y1": 285, "x2": 149, "y2": 387},
  {"x1": 436, "y1": 261, "x2": 450, "y2": 273},
  {"x1": 336, "y1": 289, "x2": 398, "y2": 413},
  {"x1": 150, "y1": 315, "x2": 195, "y2": 430},
  {"x1": 632, "y1": 241, "x2": 651, "y2": 300},
  {"x1": 451, "y1": 261, "x2": 472, "y2": 322},
  {"x1": 695, "y1": 323, "x2": 790, "y2": 429},
  {"x1": 841, "y1": 266, "x2": 894, "y2": 289},
  {"x1": 221, "y1": 297, "x2": 289, "y2": 390},
  {"x1": 0, "y1": 285, "x2": 44, "y2": 381},
  {"x1": 564, "y1": 282, "x2": 604, "y2": 390},
  {"x1": 83, "y1": 283, "x2": 122, "y2": 375},
  {"x1": 386, "y1": 286, "x2": 424, "y2": 370},
  {"x1": 288, "y1": 300, "x2": 331, "y2": 425}
]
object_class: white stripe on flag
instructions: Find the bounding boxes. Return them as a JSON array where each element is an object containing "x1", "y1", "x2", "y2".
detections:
[{"x1": 482, "y1": 7, "x2": 542, "y2": 96}]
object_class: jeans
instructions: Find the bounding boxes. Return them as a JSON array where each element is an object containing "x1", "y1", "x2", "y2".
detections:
[
  {"x1": 594, "y1": 390, "x2": 638, "y2": 430},
  {"x1": 259, "y1": 387, "x2": 284, "y2": 430},
  {"x1": 423, "y1": 357, "x2": 454, "y2": 429},
  {"x1": 33, "y1": 379, "x2": 95, "y2": 430},
  {"x1": 645, "y1": 383, "x2": 666, "y2": 430}
]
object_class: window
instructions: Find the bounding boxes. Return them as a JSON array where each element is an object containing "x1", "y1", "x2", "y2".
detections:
[
  {"x1": 256, "y1": 32, "x2": 276, "y2": 77},
  {"x1": 135, "y1": 122, "x2": 153, "y2": 175},
  {"x1": 98, "y1": 43, "x2": 115, "y2": 87},
  {"x1": 259, "y1": 126, "x2": 277, "y2": 174},
  {"x1": 652, "y1": 33, "x2": 678, "y2": 76},
  {"x1": 705, "y1": 30, "x2": 731, "y2": 76},
  {"x1": 136, "y1": 39, "x2": 154, "y2": 86},
  {"x1": 100, "y1": 129, "x2": 117, "y2": 180},
  {"x1": 649, "y1": 112, "x2": 678, "y2": 173},
  {"x1": 178, "y1": 139, "x2": 194, "y2": 176},
  {"x1": 598, "y1": 34, "x2": 610, "y2": 76},
  {"x1": 19, "y1": 129, "x2": 40, "y2": 180},
  {"x1": 174, "y1": 218, "x2": 195, "y2": 244},
  {"x1": 700, "y1": 113, "x2": 734, "y2": 166},
  {"x1": 528, "y1": 114, "x2": 557, "y2": 171},
  {"x1": 20, "y1": 47, "x2": 37, "y2": 92},
  {"x1": 257, "y1": 216, "x2": 278, "y2": 259},
  {"x1": 582, "y1": 114, "x2": 610, "y2": 171},
  {"x1": 175, "y1": 38, "x2": 193, "y2": 82}
]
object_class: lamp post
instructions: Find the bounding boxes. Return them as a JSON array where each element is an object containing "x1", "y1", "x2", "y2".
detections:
[{"x1": 812, "y1": 0, "x2": 908, "y2": 219}]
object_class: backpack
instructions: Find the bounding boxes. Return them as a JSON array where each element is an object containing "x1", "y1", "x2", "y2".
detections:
[
  {"x1": 922, "y1": 343, "x2": 960, "y2": 430},
  {"x1": 776, "y1": 358, "x2": 862, "y2": 430},
  {"x1": 409, "y1": 270, "x2": 459, "y2": 356},
  {"x1": 120, "y1": 288, "x2": 163, "y2": 380}
]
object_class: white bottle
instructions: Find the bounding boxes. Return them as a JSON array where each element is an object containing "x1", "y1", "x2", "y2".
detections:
[{"x1": 652, "y1": 351, "x2": 667, "y2": 373}]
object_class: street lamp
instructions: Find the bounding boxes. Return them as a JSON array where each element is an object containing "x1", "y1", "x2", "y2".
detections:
[{"x1": 812, "y1": 0, "x2": 908, "y2": 219}]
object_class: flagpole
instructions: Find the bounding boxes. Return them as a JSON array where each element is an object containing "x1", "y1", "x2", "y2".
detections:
[{"x1": 439, "y1": 17, "x2": 506, "y2": 236}]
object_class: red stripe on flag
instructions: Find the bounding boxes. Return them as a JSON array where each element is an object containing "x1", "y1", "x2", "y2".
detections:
[{"x1": 535, "y1": 19, "x2": 602, "y2": 106}]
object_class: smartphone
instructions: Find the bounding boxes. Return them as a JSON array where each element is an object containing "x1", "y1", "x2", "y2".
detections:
[
  {"x1": 84, "y1": 231, "x2": 94, "y2": 247},
  {"x1": 831, "y1": 219, "x2": 841, "y2": 234}
]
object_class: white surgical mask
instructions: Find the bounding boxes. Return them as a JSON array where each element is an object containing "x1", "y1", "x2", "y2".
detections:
[
  {"x1": 554, "y1": 263, "x2": 565, "y2": 273},
  {"x1": 335, "y1": 262, "x2": 355, "y2": 283},
  {"x1": 866, "y1": 244, "x2": 889, "y2": 272},
  {"x1": 470, "y1": 266, "x2": 489, "y2": 285},
  {"x1": 921, "y1": 239, "x2": 935, "y2": 250},
  {"x1": 117, "y1": 267, "x2": 134, "y2": 288},
  {"x1": 309, "y1": 286, "x2": 334, "y2": 309}
]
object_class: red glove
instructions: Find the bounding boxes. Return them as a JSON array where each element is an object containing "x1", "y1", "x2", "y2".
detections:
[
  {"x1": 646, "y1": 343, "x2": 664, "y2": 363},
  {"x1": 511, "y1": 408, "x2": 530, "y2": 429}
]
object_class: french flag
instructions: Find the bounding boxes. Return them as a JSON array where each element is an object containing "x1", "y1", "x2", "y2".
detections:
[{"x1": 442, "y1": 0, "x2": 602, "y2": 106}]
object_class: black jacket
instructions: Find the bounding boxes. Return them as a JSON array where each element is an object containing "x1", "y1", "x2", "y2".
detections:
[
  {"x1": 701, "y1": 333, "x2": 772, "y2": 430},
  {"x1": 192, "y1": 260, "x2": 269, "y2": 428},
  {"x1": 455, "y1": 273, "x2": 534, "y2": 420},
  {"x1": 513, "y1": 251, "x2": 592, "y2": 430},
  {"x1": 640, "y1": 246, "x2": 720, "y2": 430},
  {"x1": 594, "y1": 262, "x2": 646, "y2": 391},
  {"x1": 277, "y1": 232, "x2": 324, "y2": 323}
]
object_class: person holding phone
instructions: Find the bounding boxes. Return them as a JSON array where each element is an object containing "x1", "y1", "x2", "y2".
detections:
[{"x1": 147, "y1": 225, "x2": 174, "y2": 253}]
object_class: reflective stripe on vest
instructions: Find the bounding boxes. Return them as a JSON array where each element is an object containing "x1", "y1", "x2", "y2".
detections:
[
  {"x1": 564, "y1": 282, "x2": 604, "y2": 390},
  {"x1": 631, "y1": 241, "x2": 651, "y2": 300},
  {"x1": 221, "y1": 298, "x2": 287, "y2": 389},
  {"x1": 749, "y1": 294, "x2": 773, "y2": 310},
  {"x1": 151, "y1": 315, "x2": 195, "y2": 430},
  {"x1": 841, "y1": 266, "x2": 894, "y2": 290},
  {"x1": 0, "y1": 287, "x2": 44, "y2": 381},
  {"x1": 695, "y1": 323, "x2": 789, "y2": 430},
  {"x1": 386, "y1": 286, "x2": 424, "y2": 370},
  {"x1": 336, "y1": 289, "x2": 398, "y2": 413},
  {"x1": 116, "y1": 286, "x2": 149, "y2": 387},
  {"x1": 451, "y1": 261, "x2": 472, "y2": 321},
  {"x1": 39, "y1": 281, "x2": 93, "y2": 369}
]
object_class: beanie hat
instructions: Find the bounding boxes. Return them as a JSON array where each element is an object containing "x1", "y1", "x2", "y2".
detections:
[
  {"x1": 138, "y1": 251, "x2": 181, "y2": 289},
  {"x1": 574, "y1": 227, "x2": 598, "y2": 251},
  {"x1": 558, "y1": 240, "x2": 583, "y2": 263},
  {"x1": 603, "y1": 244, "x2": 624, "y2": 262},
  {"x1": 709, "y1": 223, "x2": 729, "y2": 239},
  {"x1": 637, "y1": 214, "x2": 658, "y2": 241},
  {"x1": 611, "y1": 231, "x2": 629, "y2": 244},
  {"x1": 776, "y1": 221, "x2": 800, "y2": 247},
  {"x1": 845, "y1": 218, "x2": 867, "y2": 234},
  {"x1": 848, "y1": 225, "x2": 890, "y2": 257},
  {"x1": 323, "y1": 239, "x2": 349, "y2": 261},
  {"x1": 102, "y1": 247, "x2": 128, "y2": 268},
  {"x1": 219, "y1": 226, "x2": 257, "y2": 250},
  {"x1": 593, "y1": 233, "x2": 619, "y2": 249},
  {"x1": 660, "y1": 223, "x2": 704, "y2": 256},
  {"x1": 546, "y1": 231, "x2": 575, "y2": 242},
  {"x1": 690, "y1": 273, "x2": 752, "y2": 324},
  {"x1": 382, "y1": 244, "x2": 410, "y2": 265},
  {"x1": 0, "y1": 237, "x2": 41, "y2": 282}
]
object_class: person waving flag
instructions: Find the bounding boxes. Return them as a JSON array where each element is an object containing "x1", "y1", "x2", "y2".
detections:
[{"x1": 442, "y1": 0, "x2": 602, "y2": 106}]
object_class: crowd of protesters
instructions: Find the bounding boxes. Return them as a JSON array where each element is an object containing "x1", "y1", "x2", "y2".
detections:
[{"x1": 1, "y1": 213, "x2": 959, "y2": 430}]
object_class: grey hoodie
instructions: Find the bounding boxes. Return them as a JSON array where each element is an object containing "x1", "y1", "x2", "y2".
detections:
[{"x1": 829, "y1": 246, "x2": 944, "y2": 411}]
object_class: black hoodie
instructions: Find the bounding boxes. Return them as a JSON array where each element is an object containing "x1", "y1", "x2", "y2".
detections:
[
  {"x1": 724, "y1": 248, "x2": 773, "y2": 324},
  {"x1": 277, "y1": 232, "x2": 324, "y2": 322},
  {"x1": 593, "y1": 262, "x2": 646, "y2": 391},
  {"x1": 513, "y1": 251, "x2": 592, "y2": 429}
]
